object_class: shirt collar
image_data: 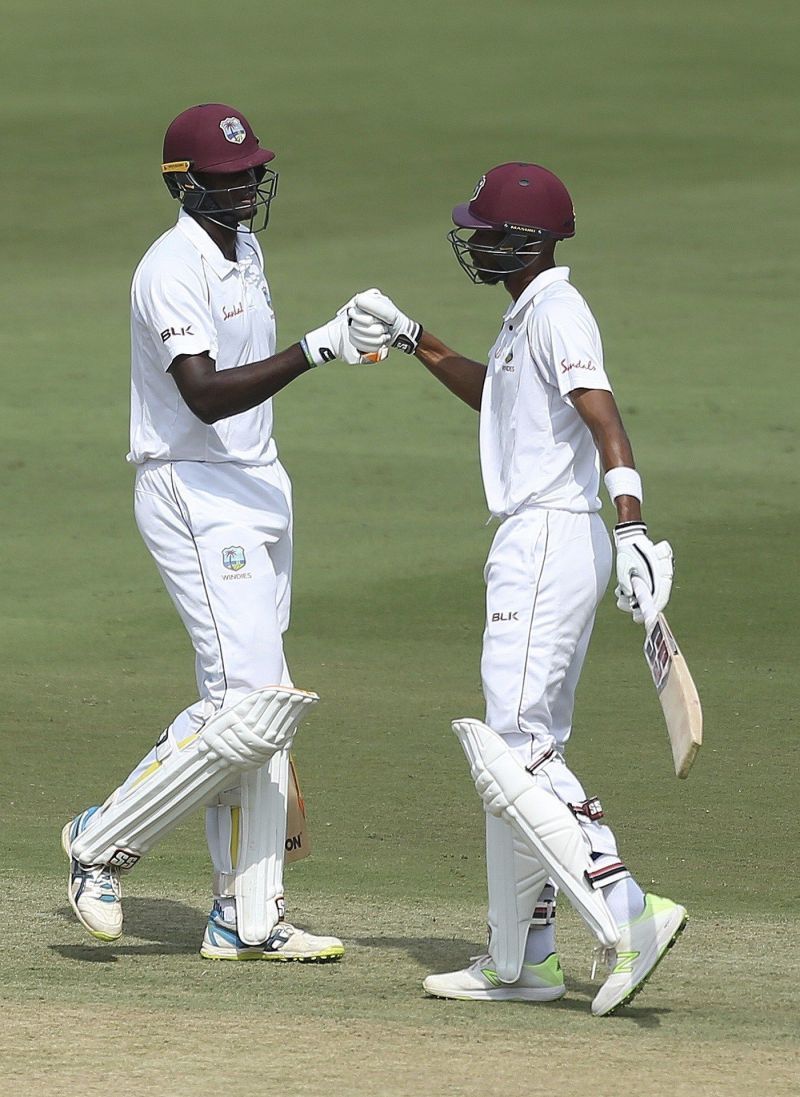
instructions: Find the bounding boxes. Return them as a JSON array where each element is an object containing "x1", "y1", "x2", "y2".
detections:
[
  {"x1": 503, "y1": 266, "x2": 571, "y2": 320},
  {"x1": 176, "y1": 208, "x2": 239, "y2": 279}
]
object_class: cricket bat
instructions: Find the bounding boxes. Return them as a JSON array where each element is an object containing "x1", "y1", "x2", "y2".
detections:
[
  {"x1": 631, "y1": 577, "x2": 703, "y2": 779},
  {"x1": 286, "y1": 756, "x2": 311, "y2": 863}
]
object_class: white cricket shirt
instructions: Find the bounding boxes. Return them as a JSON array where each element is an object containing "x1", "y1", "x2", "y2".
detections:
[
  {"x1": 479, "y1": 266, "x2": 612, "y2": 517},
  {"x1": 128, "y1": 209, "x2": 278, "y2": 465}
]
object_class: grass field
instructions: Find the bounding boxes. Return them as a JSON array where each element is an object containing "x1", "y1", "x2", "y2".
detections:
[{"x1": 1, "y1": 2, "x2": 799, "y2": 1094}]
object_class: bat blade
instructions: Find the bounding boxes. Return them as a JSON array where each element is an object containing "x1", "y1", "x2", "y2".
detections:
[
  {"x1": 286, "y1": 755, "x2": 311, "y2": 863},
  {"x1": 642, "y1": 613, "x2": 703, "y2": 778}
]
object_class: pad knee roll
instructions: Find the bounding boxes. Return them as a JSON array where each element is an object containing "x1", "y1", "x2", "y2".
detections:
[{"x1": 71, "y1": 687, "x2": 318, "y2": 868}]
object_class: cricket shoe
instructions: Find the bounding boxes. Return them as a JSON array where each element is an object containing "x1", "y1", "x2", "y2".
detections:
[
  {"x1": 200, "y1": 905, "x2": 344, "y2": 962},
  {"x1": 61, "y1": 808, "x2": 123, "y2": 942},
  {"x1": 423, "y1": 952, "x2": 566, "y2": 1002},
  {"x1": 591, "y1": 892, "x2": 687, "y2": 1017}
]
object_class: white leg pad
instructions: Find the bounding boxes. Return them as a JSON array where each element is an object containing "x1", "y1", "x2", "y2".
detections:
[
  {"x1": 236, "y1": 748, "x2": 290, "y2": 945},
  {"x1": 72, "y1": 687, "x2": 318, "y2": 867},
  {"x1": 486, "y1": 812, "x2": 549, "y2": 982},
  {"x1": 453, "y1": 718, "x2": 620, "y2": 949}
]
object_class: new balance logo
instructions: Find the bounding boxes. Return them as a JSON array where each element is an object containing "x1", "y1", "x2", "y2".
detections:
[
  {"x1": 612, "y1": 951, "x2": 640, "y2": 974},
  {"x1": 481, "y1": 967, "x2": 502, "y2": 987}
]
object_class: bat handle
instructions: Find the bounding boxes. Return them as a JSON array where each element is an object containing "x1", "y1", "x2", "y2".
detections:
[{"x1": 631, "y1": 575, "x2": 659, "y2": 631}]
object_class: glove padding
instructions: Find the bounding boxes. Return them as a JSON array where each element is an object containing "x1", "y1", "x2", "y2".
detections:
[
  {"x1": 301, "y1": 294, "x2": 390, "y2": 366},
  {"x1": 613, "y1": 521, "x2": 673, "y2": 623},
  {"x1": 349, "y1": 288, "x2": 422, "y2": 355}
]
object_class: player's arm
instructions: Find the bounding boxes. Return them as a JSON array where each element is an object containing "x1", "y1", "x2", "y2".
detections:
[
  {"x1": 570, "y1": 388, "x2": 640, "y2": 523},
  {"x1": 165, "y1": 305, "x2": 390, "y2": 424},
  {"x1": 348, "y1": 290, "x2": 485, "y2": 411},
  {"x1": 412, "y1": 331, "x2": 486, "y2": 411},
  {"x1": 571, "y1": 386, "x2": 673, "y2": 617},
  {"x1": 169, "y1": 346, "x2": 310, "y2": 424}
]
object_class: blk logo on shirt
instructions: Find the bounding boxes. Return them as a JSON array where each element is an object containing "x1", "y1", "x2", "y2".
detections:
[{"x1": 160, "y1": 325, "x2": 195, "y2": 343}]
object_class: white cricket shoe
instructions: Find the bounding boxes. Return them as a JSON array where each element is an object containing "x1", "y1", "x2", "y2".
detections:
[
  {"x1": 61, "y1": 808, "x2": 123, "y2": 942},
  {"x1": 200, "y1": 904, "x2": 344, "y2": 962},
  {"x1": 591, "y1": 892, "x2": 687, "y2": 1016},
  {"x1": 423, "y1": 952, "x2": 566, "y2": 1002}
]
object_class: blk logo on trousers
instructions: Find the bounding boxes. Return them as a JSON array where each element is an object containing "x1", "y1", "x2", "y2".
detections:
[{"x1": 491, "y1": 611, "x2": 519, "y2": 622}]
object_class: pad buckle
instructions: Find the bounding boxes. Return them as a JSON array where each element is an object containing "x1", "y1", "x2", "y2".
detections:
[
  {"x1": 569, "y1": 797, "x2": 604, "y2": 821},
  {"x1": 531, "y1": 898, "x2": 557, "y2": 926},
  {"x1": 524, "y1": 747, "x2": 556, "y2": 775}
]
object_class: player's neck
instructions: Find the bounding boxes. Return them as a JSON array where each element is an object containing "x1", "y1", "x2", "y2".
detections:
[
  {"x1": 196, "y1": 215, "x2": 238, "y2": 262},
  {"x1": 504, "y1": 255, "x2": 556, "y2": 302}
]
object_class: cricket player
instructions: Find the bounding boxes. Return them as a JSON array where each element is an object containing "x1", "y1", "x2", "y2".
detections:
[
  {"x1": 61, "y1": 103, "x2": 390, "y2": 961},
  {"x1": 350, "y1": 163, "x2": 686, "y2": 1015}
]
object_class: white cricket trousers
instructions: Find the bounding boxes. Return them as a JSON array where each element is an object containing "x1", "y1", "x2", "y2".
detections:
[
  {"x1": 88, "y1": 459, "x2": 295, "y2": 893},
  {"x1": 482, "y1": 507, "x2": 619, "y2": 858}
]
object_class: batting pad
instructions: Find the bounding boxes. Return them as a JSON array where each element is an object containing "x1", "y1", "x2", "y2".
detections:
[
  {"x1": 71, "y1": 687, "x2": 318, "y2": 868},
  {"x1": 486, "y1": 812, "x2": 549, "y2": 982},
  {"x1": 236, "y1": 748, "x2": 290, "y2": 945},
  {"x1": 453, "y1": 719, "x2": 620, "y2": 949}
]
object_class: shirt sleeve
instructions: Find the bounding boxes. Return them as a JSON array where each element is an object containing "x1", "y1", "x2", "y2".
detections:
[
  {"x1": 528, "y1": 299, "x2": 612, "y2": 402},
  {"x1": 133, "y1": 259, "x2": 218, "y2": 371}
]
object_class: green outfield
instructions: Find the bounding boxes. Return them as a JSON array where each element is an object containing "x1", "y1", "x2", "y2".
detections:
[{"x1": 1, "y1": 1, "x2": 798, "y2": 1093}]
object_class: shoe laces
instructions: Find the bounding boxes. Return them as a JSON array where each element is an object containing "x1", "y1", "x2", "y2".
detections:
[
  {"x1": 78, "y1": 862, "x2": 121, "y2": 900},
  {"x1": 265, "y1": 921, "x2": 294, "y2": 947},
  {"x1": 590, "y1": 946, "x2": 616, "y2": 980}
]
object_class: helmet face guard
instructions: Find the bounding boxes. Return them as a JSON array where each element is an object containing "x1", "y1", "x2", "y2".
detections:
[
  {"x1": 162, "y1": 163, "x2": 279, "y2": 234},
  {"x1": 447, "y1": 226, "x2": 551, "y2": 285}
]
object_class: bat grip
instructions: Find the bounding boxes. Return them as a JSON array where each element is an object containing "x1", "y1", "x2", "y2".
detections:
[{"x1": 631, "y1": 575, "x2": 659, "y2": 631}]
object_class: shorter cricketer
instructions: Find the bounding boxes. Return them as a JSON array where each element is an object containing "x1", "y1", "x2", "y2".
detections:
[{"x1": 350, "y1": 163, "x2": 685, "y2": 1016}]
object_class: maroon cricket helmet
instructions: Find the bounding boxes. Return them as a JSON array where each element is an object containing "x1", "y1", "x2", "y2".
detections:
[
  {"x1": 452, "y1": 162, "x2": 575, "y2": 239},
  {"x1": 161, "y1": 104, "x2": 278, "y2": 233},
  {"x1": 162, "y1": 103, "x2": 275, "y2": 175}
]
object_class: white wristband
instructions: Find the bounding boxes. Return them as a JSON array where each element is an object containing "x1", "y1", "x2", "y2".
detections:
[{"x1": 604, "y1": 467, "x2": 643, "y2": 503}]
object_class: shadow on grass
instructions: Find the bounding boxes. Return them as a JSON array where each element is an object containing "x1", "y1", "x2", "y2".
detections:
[
  {"x1": 566, "y1": 977, "x2": 668, "y2": 1027},
  {"x1": 52, "y1": 897, "x2": 206, "y2": 961},
  {"x1": 352, "y1": 933, "x2": 484, "y2": 971},
  {"x1": 354, "y1": 935, "x2": 669, "y2": 1026}
]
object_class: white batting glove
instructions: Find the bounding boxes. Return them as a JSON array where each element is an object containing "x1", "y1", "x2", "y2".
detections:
[
  {"x1": 350, "y1": 289, "x2": 422, "y2": 355},
  {"x1": 613, "y1": 521, "x2": 673, "y2": 622},
  {"x1": 301, "y1": 295, "x2": 390, "y2": 366},
  {"x1": 347, "y1": 306, "x2": 394, "y2": 359}
]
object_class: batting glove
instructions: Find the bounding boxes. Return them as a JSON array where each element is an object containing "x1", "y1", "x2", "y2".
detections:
[
  {"x1": 301, "y1": 295, "x2": 390, "y2": 366},
  {"x1": 350, "y1": 289, "x2": 422, "y2": 355},
  {"x1": 613, "y1": 521, "x2": 673, "y2": 622}
]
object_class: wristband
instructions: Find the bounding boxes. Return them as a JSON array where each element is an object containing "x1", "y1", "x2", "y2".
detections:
[
  {"x1": 300, "y1": 331, "x2": 335, "y2": 368},
  {"x1": 604, "y1": 467, "x2": 643, "y2": 504},
  {"x1": 299, "y1": 338, "x2": 318, "y2": 368},
  {"x1": 614, "y1": 520, "x2": 647, "y2": 539}
]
